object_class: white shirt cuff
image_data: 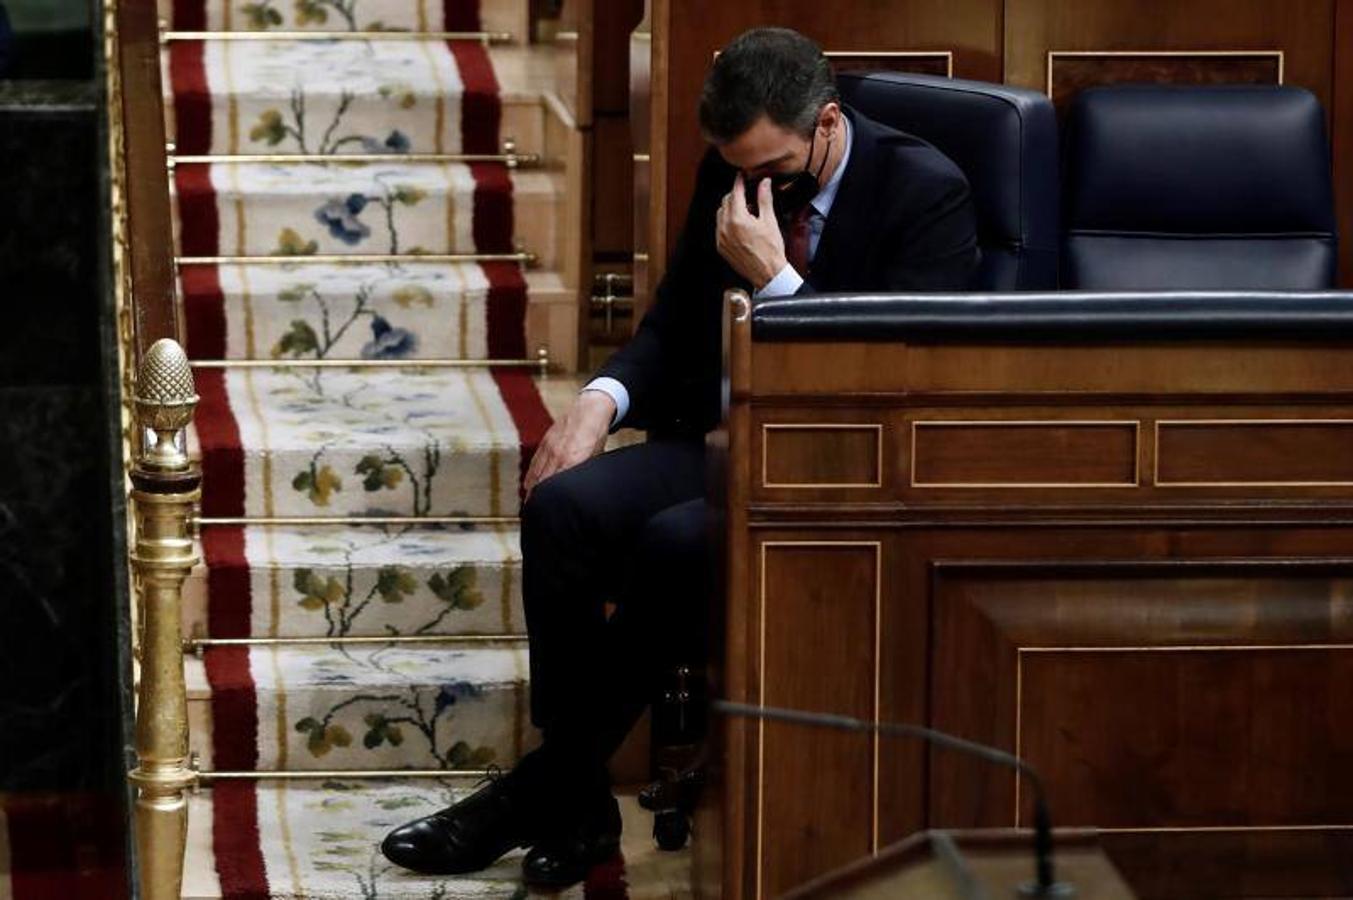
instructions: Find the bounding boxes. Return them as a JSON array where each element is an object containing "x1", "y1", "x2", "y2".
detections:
[
  {"x1": 754, "y1": 264, "x2": 804, "y2": 299},
  {"x1": 581, "y1": 376, "x2": 629, "y2": 428}
]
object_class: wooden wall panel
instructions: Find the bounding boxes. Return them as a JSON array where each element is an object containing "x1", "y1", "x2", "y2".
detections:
[
  {"x1": 1335, "y1": 0, "x2": 1353, "y2": 286},
  {"x1": 592, "y1": 116, "x2": 635, "y2": 257},
  {"x1": 928, "y1": 561, "x2": 1353, "y2": 831},
  {"x1": 911, "y1": 421, "x2": 1138, "y2": 487},
  {"x1": 1156, "y1": 420, "x2": 1353, "y2": 485},
  {"x1": 758, "y1": 542, "x2": 880, "y2": 897},
  {"x1": 1003, "y1": 0, "x2": 1334, "y2": 106},
  {"x1": 1020, "y1": 648, "x2": 1353, "y2": 826},
  {"x1": 1047, "y1": 50, "x2": 1283, "y2": 113}
]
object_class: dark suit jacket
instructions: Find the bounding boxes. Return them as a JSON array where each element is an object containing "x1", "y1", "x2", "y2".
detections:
[{"x1": 598, "y1": 105, "x2": 979, "y2": 436}]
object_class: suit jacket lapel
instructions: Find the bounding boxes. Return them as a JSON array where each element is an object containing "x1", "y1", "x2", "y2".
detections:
[{"x1": 811, "y1": 105, "x2": 883, "y2": 289}]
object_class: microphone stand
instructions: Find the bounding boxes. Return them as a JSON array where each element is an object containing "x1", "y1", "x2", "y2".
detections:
[{"x1": 713, "y1": 699, "x2": 1075, "y2": 898}]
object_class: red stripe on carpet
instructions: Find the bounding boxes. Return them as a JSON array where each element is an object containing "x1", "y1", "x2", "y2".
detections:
[
  {"x1": 448, "y1": 40, "x2": 501, "y2": 155},
  {"x1": 584, "y1": 851, "x2": 631, "y2": 899},
  {"x1": 172, "y1": 0, "x2": 206, "y2": 30},
  {"x1": 468, "y1": 161, "x2": 515, "y2": 254},
  {"x1": 211, "y1": 780, "x2": 269, "y2": 898},
  {"x1": 168, "y1": 41, "x2": 212, "y2": 155},
  {"x1": 492, "y1": 367, "x2": 553, "y2": 501},
  {"x1": 182, "y1": 264, "x2": 227, "y2": 359},
  {"x1": 203, "y1": 525, "x2": 252, "y2": 639},
  {"x1": 443, "y1": 0, "x2": 483, "y2": 34},
  {"x1": 482, "y1": 261, "x2": 528, "y2": 359},
  {"x1": 204, "y1": 647, "x2": 261, "y2": 771},
  {"x1": 480, "y1": 257, "x2": 549, "y2": 498},
  {"x1": 196, "y1": 368, "x2": 246, "y2": 518},
  {"x1": 174, "y1": 164, "x2": 222, "y2": 260}
]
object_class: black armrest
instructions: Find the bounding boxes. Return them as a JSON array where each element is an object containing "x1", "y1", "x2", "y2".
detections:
[{"x1": 750, "y1": 291, "x2": 1353, "y2": 342}]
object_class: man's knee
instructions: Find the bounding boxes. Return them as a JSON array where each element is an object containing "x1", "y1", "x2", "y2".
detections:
[
  {"x1": 520, "y1": 467, "x2": 585, "y2": 550},
  {"x1": 637, "y1": 499, "x2": 709, "y2": 570}
]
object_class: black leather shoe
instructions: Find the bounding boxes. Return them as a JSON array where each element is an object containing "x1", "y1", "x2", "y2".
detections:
[
  {"x1": 521, "y1": 793, "x2": 623, "y2": 888},
  {"x1": 381, "y1": 774, "x2": 536, "y2": 875}
]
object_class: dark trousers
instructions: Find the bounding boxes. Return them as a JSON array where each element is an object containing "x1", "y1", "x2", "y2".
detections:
[{"x1": 520, "y1": 440, "x2": 709, "y2": 784}]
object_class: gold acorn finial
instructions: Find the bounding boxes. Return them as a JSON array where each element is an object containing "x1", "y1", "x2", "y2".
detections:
[{"x1": 134, "y1": 338, "x2": 198, "y2": 471}]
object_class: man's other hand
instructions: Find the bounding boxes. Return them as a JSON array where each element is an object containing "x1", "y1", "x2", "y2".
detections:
[
  {"x1": 523, "y1": 390, "x2": 615, "y2": 498},
  {"x1": 716, "y1": 173, "x2": 789, "y2": 290}
]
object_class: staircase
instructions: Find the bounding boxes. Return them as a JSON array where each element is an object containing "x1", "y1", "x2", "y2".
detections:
[{"x1": 140, "y1": 1, "x2": 686, "y2": 895}]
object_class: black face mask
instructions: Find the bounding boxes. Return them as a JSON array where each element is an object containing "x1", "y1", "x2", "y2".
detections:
[{"x1": 746, "y1": 127, "x2": 832, "y2": 220}]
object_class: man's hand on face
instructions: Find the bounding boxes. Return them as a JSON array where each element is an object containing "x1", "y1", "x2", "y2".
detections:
[
  {"x1": 523, "y1": 389, "x2": 615, "y2": 499},
  {"x1": 716, "y1": 173, "x2": 789, "y2": 291}
]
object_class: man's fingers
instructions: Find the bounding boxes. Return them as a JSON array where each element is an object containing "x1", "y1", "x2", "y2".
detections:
[
  {"x1": 523, "y1": 434, "x2": 556, "y2": 492},
  {"x1": 730, "y1": 172, "x2": 749, "y2": 218},
  {"x1": 756, "y1": 177, "x2": 774, "y2": 220}
]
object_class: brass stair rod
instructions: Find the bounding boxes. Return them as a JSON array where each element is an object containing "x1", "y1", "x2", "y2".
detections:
[
  {"x1": 189, "y1": 356, "x2": 545, "y2": 369},
  {"x1": 185, "y1": 633, "x2": 526, "y2": 655},
  {"x1": 160, "y1": 30, "x2": 514, "y2": 44},
  {"x1": 198, "y1": 768, "x2": 490, "y2": 780},
  {"x1": 174, "y1": 251, "x2": 537, "y2": 266},
  {"x1": 169, "y1": 152, "x2": 540, "y2": 167},
  {"x1": 127, "y1": 339, "x2": 201, "y2": 900},
  {"x1": 194, "y1": 514, "x2": 521, "y2": 526}
]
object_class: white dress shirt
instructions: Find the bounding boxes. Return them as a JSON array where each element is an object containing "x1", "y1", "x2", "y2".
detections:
[{"x1": 583, "y1": 117, "x2": 854, "y2": 427}]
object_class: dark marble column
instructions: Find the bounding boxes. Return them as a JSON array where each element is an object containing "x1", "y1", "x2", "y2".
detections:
[{"x1": 0, "y1": 78, "x2": 128, "y2": 797}]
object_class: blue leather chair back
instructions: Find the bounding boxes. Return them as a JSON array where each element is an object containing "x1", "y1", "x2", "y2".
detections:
[
  {"x1": 1063, "y1": 84, "x2": 1338, "y2": 290},
  {"x1": 838, "y1": 71, "x2": 1059, "y2": 291}
]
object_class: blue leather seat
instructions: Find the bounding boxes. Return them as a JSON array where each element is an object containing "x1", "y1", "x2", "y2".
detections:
[
  {"x1": 1062, "y1": 85, "x2": 1338, "y2": 290},
  {"x1": 838, "y1": 71, "x2": 1059, "y2": 290}
]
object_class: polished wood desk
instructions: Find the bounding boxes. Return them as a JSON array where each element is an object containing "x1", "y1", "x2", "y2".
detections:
[
  {"x1": 701, "y1": 290, "x2": 1353, "y2": 899},
  {"x1": 783, "y1": 829, "x2": 1135, "y2": 900}
]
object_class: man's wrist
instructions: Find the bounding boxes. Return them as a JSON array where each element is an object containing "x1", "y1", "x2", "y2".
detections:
[
  {"x1": 577, "y1": 388, "x2": 617, "y2": 424},
  {"x1": 756, "y1": 252, "x2": 790, "y2": 291}
]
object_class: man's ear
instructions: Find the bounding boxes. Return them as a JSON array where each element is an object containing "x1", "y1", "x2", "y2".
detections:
[{"x1": 817, "y1": 102, "x2": 842, "y2": 139}]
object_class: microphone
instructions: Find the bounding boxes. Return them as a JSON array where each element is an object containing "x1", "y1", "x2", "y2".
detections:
[{"x1": 713, "y1": 699, "x2": 1074, "y2": 898}]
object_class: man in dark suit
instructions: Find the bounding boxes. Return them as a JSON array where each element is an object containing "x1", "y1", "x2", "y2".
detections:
[{"x1": 383, "y1": 26, "x2": 978, "y2": 887}]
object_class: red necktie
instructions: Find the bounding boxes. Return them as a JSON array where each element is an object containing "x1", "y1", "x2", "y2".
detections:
[{"x1": 784, "y1": 205, "x2": 814, "y2": 275}]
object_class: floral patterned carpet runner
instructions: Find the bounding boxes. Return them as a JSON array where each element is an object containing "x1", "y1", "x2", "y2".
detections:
[
  {"x1": 160, "y1": 0, "x2": 617, "y2": 895},
  {"x1": 198, "y1": 781, "x2": 683, "y2": 899}
]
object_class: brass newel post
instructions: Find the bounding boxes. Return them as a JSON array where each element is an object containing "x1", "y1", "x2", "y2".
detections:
[{"x1": 128, "y1": 338, "x2": 201, "y2": 900}]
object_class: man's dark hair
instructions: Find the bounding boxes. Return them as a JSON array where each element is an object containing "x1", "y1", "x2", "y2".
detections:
[{"x1": 698, "y1": 27, "x2": 839, "y2": 143}]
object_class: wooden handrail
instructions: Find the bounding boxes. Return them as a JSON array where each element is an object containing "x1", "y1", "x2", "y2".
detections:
[{"x1": 115, "y1": 0, "x2": 181, "y2": 358}]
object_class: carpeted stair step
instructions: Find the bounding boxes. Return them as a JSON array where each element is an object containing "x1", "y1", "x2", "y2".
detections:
[
  {"x1": 184, "y1": 523, "x2": 525, "y2": 640},
  {"x1": 173, "y1": 160, "x2": 564, "y2": 269},
  {"x1": 187, "y1": 643, "x2": 533, "y2": 772},
  {"x1": 165, "y1": 39, "x2": 552, "y2": 158},
  {"x1": 183, "y1": 780, "x2": 693, "y2": 899},
  {"x1": 179, "y1": 263, "x2": 571, "y2": 363},
  {"x1": 161, "y1": 0, "x2": 531, "y2": 48},
  {"x1": 191, "y1": 367, "x2": 552, "y2": 519}
]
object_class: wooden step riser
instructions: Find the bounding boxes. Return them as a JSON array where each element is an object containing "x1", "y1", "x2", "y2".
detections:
[
  {"x1": 185, "y1": 646, "x2": 535, "y2": 772},
  {"x1": 163, "y1": 92, "x2": 547, "y2": 160},
  {"x1": 181, "y1": 783, "x2": 695, "y2": 900},
  {"x1": 185, "y1": 687, "x2": 536, "y2": 773},
  {"x1": 176, "y1": 268, "x2": 576, "y2": 367},
  {"x1": 182, "y1": 555, "x2": 528, "y2": 641},
  {"x1": 171, "y1": 169, "x2": 565, "y2": 271}
]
